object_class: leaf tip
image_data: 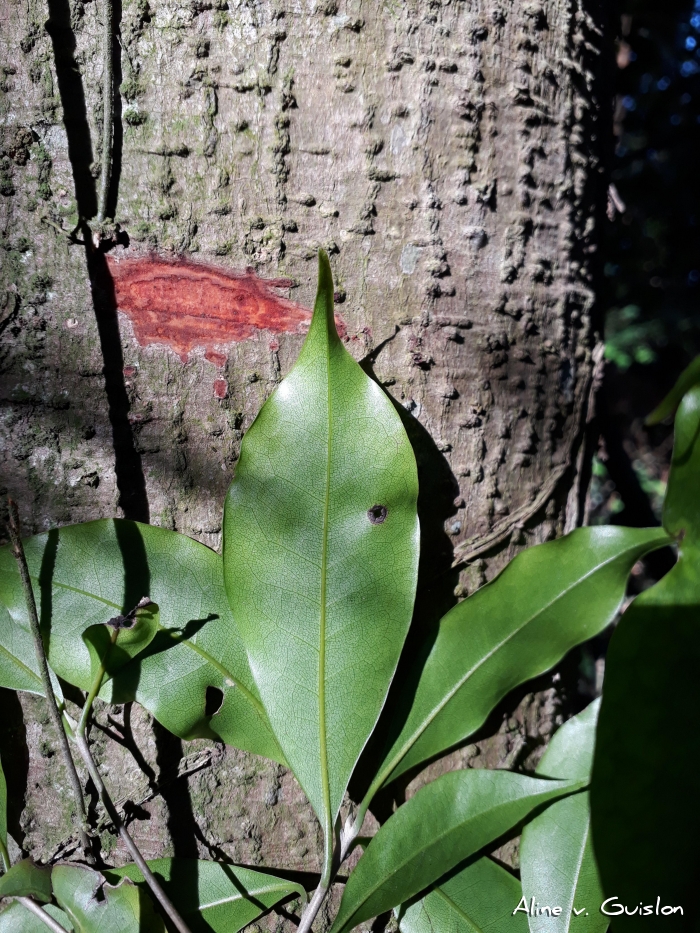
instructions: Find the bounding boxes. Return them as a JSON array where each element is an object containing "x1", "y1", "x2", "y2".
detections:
[{"x1": 311, "y1": 249, "x2": 338, "y2": 344}]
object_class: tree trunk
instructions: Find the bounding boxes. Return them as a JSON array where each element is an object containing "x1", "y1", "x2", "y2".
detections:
[{"x1": 0, "y1": 0, "x2": 612, "y2": 927}]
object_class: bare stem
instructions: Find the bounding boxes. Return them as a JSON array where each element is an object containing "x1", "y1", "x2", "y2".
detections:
[
  {"x1": 16, "y1": 898, "x2": 68, "y2": 933},
  {"x1": 297, "y1": 815, "x2": 342, "y2": 933},
  {"x1": 73, "y1": 731, "x2": 193, "y2": 933},
  {"x1": 296, "y1": 879, "x2": 331, "y2": 933},
  {"x1": 97, "y1": 0, "x2": 114, "y2": 222},
  {"x1": 6, "y1": 500, "x2": 93, "y2": 863}
]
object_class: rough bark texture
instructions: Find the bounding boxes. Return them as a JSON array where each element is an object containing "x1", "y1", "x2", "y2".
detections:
[{"x1": 0, "y1": 0, "x2": 612, "y2": 928}]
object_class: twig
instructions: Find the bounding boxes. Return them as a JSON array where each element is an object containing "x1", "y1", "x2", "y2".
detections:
[
  {"x1": 16, "y1": 898, "x2": 67, "y2": 933},
  {"x1": 6, "y1": 500, "x2": 93, "y2": 863},
  {"x1": 97, "y1": 0, "x2": 114, "y2": 222},
  {"x1": 73, "y1": 732, "x2": 194, "y2": 933},
  {"x1": 73, "y1": 644, "x2": 192, "y2": 933}
]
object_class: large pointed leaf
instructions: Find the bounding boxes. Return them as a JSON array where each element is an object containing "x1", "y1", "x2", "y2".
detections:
[
  {"x1": 0, "y1": 520, "x2": 283, "y2": 763},
  {"x1": 105, "y1": 858, "x2": 306, "y2": 933},
  {"x1": 330, "y1": 769, "x2": 583, "y2": 933},
  {"x1": 0, "y1": 902, "x2": 73, "y2": 932},
  {"x1": 0, "y1": 860, "x2": 52, "y2": 902},
  {"x1": 52, "y1": 865, "x2": 164, "y2": 933},
  {"x1": 223, "y1": 251, "x2": 419, "y2": 836},
  {"x1": 396, "y1": 856, "x2": 528, "y2": 933},
  {"x1": 371, "y1": 526, "x2": 669, "y2": 789},
  {"x1": 591, "y1": 385, "x2": 700, "y2": 928},
  {"x1": 521, "y1": 700, "x2": 607, "y2": 933}
]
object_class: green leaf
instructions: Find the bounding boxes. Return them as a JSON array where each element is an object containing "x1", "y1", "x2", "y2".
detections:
[
  {"x1": 0, "y1": 520, "x2": 283, "y2": 764},
  {"x1": 223, "y1": 251, "x2": 419, "y2": 837},
  {"x1": 372, "y1": 527, "x2": 669, "y2": 789},
  {"x1": 0, "y1": 601, "x2": 62, "y2": 701},
  {"x1": 330, "y1": 769, "x2": 583, "y2": 933},
  {"x1": 662, "y1": 384, "x2": 700, "y2": 544},
  {"x1": 520, "y1": 700, "x2": 607, "y2": 933},
  {"x1": 105, "y1": 858, "x2": 306, "y2": 933},
  {"x1": 52, "y1": 864, "x2": 165, "y2": 933},
  {"x1": 591, "y1": 388, "x2": 700, "y2": 924},
  {"x1": 0, "y1": 860, "x2": 52, "y2": 902},
  {"x1": 82, "y1": 598, "x2": 160, "y2": 683},
  {"x1": 0, "y1": 902, "x2": 73, "y2": 932},
  {"x1": 396, "y1": 856, "x2": 528, "y2": 933},
  {"x1": 645, "y1": 355, "x2": 700, "y2": 424}
]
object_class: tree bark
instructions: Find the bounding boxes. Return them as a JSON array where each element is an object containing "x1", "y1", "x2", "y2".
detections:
[{"x1": 0, "y1": 0, "x2": 612, "y2": 928}]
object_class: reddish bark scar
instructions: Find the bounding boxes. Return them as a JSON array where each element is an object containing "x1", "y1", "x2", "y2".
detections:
[
  {"x1": 106, "y1": 253, "x2": 326, "y2": 363},
  {"x1": 213, "y1": 378, "x2": 228, "y2": 399}
]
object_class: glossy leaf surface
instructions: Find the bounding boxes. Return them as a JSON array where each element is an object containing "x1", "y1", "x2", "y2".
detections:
[
  {"x1": 0, "y1": 860, "x2": 52, "y2": 902},
  {"x1": 591, "y1": 386, "x2": 700, "y2": 929},
  {"x1": 52, "y1": 865, "x2": 164, "y2": 933},
  {"x1": 223, "y1": 251, "x2": 419, "y2": 832},
  {"x1": 106, "y1": 858, "x2": 306, "y2": 933},
  {"x1": 374, "y1": 527, "x2": 669, "y2": 787},
  {"x1": 331, "y1": 769, "x2": 582, "y2": 933},
  {"x1": 0, "y1": 520, "x2": 283, "y2": 763},
  {"x1": 396, "y1": 856, "x2": 528, "y2": 933},
  {"x1": 0, "y1": 902, "x2": 73, "y2": 932},
  {"x1": 521, "y1": 700, "x2": 606, "y2": 933}
]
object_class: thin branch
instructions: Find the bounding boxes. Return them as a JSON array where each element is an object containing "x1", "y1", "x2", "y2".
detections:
[
  {"x1": 73, "y1": 731, "x2": 193, "y2": 933},
  {"x1": 6, "y1": 500, "x2": 93, "y2": 863},
  {"x1": 97, "y1": 0, "x2": 114, "y2": 222},
  {"x1": 16, "y1": 898, "x2": 68, "y2": 933}
]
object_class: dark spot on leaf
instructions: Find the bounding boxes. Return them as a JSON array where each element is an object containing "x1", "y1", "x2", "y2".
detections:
[
  {"x1": 205, "y1": 686, "x2": 225, "y2": 716},
  {"x1": 107, "y1": 596, "x2": 153, "y2": 629},
  {"x1": 367, "y1": 504, "x2": 388, "y2": 524}
]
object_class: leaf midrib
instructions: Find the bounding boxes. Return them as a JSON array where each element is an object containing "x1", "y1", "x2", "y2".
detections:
[
  {"x1": 176, "y1": 636, "x2": 266, "y2": 719},
  {"x1": 560, "y1": 799, "x2": 591, "y2": 933},
  {"x1": 30, "y1": 575, "x2": 122, "y2": 613},
  {"x1": 339, "y1": 787, "x2": 565, "y2": 931},
  {"x1": 318, "y1": 333, "x2": 333, "y2": 836},
  {"x1": 195, "y1": 881, "x2": 301, "y2": 912},
  {"x1": 433, "y1": 885, "x2": 485, "y2": 933},
  {"x1": 382, "y1": 544, "x2": 643, "y2": 783}
]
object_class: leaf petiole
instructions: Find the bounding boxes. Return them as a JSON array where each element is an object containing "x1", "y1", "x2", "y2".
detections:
[
  {"x1": 77, "y1": 626, "x2": 118, "y2": 737},
  {"x1": 72, "y1": 731, "x2": 194, "y2": 933}
]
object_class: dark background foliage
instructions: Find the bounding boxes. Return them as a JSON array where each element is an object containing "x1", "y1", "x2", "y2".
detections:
[{"x1": 592, "y1": 0, "x2": 700, "y2": 530}]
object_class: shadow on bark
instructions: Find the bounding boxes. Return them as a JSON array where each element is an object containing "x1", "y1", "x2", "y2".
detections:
[
  {"x1": 0, "y1": 689, "x2": 29, "y2": 852},
  {"x1": 45, "y1": 0, "x2": 149, "y2": 523},
  {"x1": 152, "y1": 721, "x2": 199, "y2": 860},
  {"x1": 599, "y1": 366, "x2": 675, "y2": 581},
  {"x1": 44, "y1": 0, "x2": 199, "y2": 859}
]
